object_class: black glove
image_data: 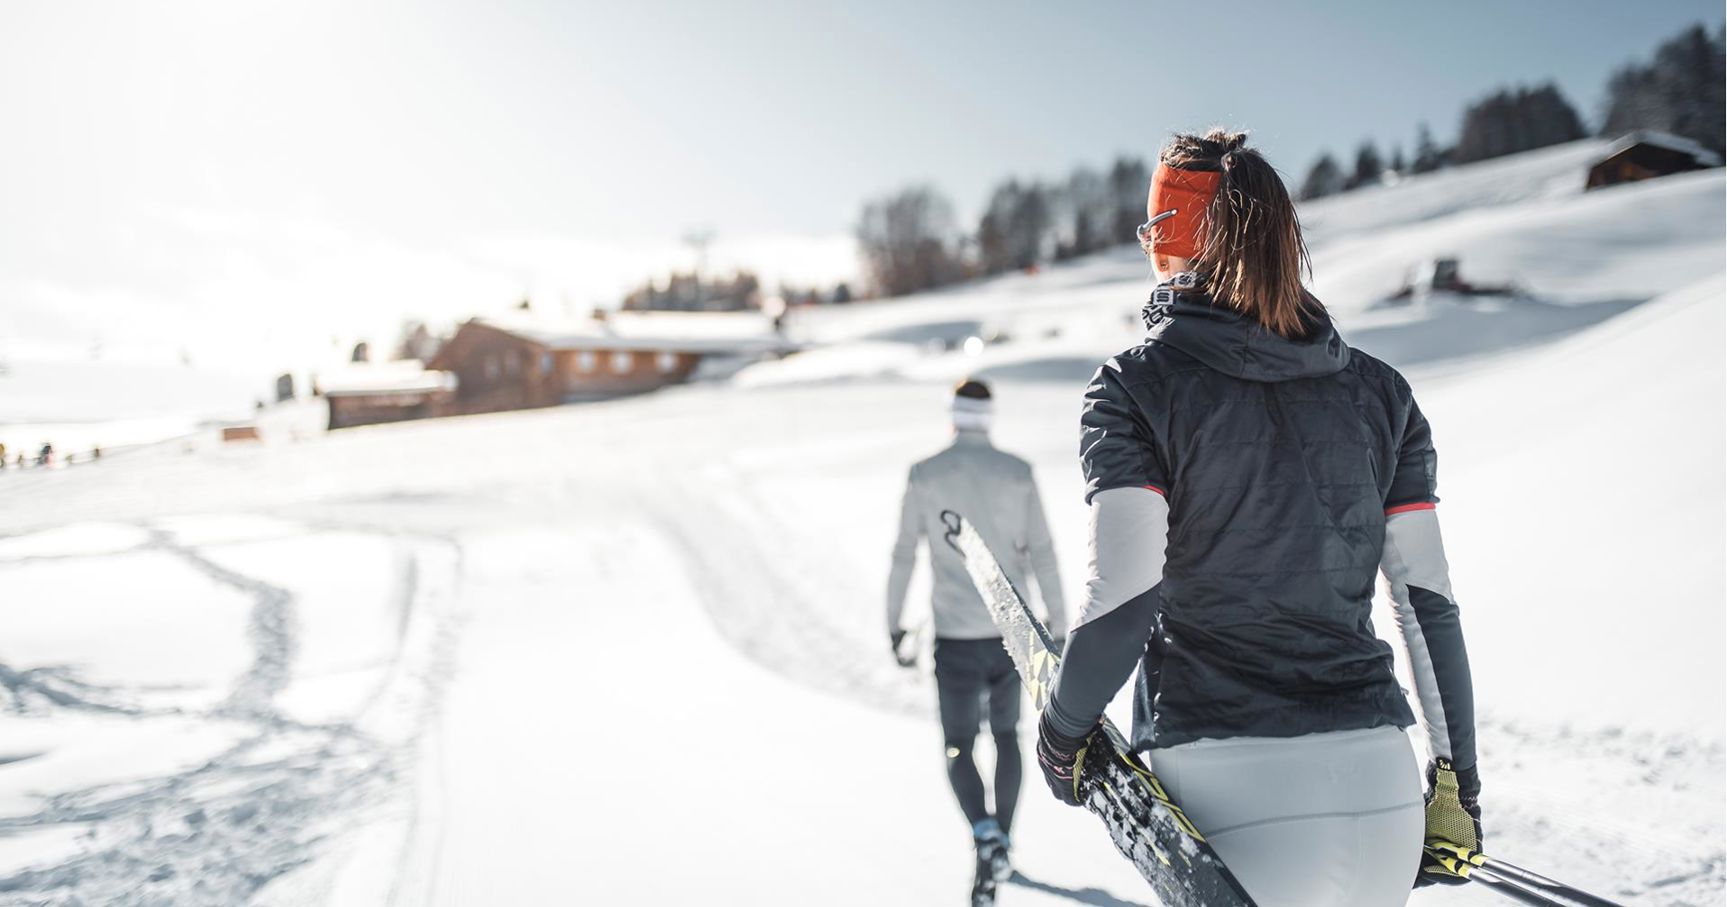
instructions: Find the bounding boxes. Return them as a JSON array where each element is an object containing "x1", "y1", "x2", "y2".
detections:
[
  {"x1": 1036, "y1": 711, "x2": 1094, "y2": 807},
  {"x1": 1416, "y1": 758, "x2": 1483, "y2": 887},
  {"x1": 889, "y1": 630, "x2": 915, "y2": 668}
]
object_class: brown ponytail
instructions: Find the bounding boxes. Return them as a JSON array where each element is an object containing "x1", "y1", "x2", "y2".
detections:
[{"x1": 1161, "y1": 129, "x2": 1318, "y2": 338}]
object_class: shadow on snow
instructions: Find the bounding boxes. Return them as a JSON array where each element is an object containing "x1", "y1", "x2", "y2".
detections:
[{"x1": 1007, "y1": 871, "x2": 1154, "y2": 907}]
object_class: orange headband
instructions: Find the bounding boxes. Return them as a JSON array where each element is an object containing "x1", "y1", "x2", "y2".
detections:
[{"x1": 1145, "y1": 164, "x2": 1221, "y2": 260}]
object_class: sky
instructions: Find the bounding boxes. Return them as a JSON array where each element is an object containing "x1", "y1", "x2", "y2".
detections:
[{"x1": 0, "y1": 0, "x2": 1720, "y2": 372}]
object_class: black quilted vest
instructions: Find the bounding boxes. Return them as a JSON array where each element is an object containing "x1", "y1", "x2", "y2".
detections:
[{"x1": 1092, "y1": 287, "x2": 1421, "y2": 748}]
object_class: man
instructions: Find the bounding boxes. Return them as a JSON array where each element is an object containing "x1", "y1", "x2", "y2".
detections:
[{"x1": 887, "y1": 378, "x2": 1067, "y2": 888}]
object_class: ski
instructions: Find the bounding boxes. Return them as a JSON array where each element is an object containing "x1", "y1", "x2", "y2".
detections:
[{"x1": 941, "y1": 511, "x2": 1258, "y2": 907}]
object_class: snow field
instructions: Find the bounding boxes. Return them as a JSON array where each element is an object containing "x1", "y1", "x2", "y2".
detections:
[
  {"x1": 416, "y1": 524, "x2": 1151, "y2": 906},
  {"x1": 0, "y1": 138, "x2": 1719, "y2": 906},
  {"x1": 0, "y1": 515, "x2": 462, "y2": 906}
]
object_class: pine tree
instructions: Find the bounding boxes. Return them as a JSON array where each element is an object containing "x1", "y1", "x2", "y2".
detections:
[
  {"x1": 1344, "y1": 141, "x2": 1384, "y2": 190},
  {"x1": 1601, "y1": 23, "x2": 1726, "y2": 154},
  {"x1": 1298, "y1": 153, "x2": 1346, "y2": 200},
  {"x1": 1454, "y1": 82, "x2": 1585, "y2": 163},
  {"x1": 1412, "y1": 123, "x2": 1445, "y2": 173}
]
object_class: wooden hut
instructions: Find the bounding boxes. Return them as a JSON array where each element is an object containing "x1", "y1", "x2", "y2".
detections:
[
  {"x1": 428, "y1": 311, "x2": 783, "y2": 416},
  {"x1": 315, "y1": 362, "x2": 458, "y2": 430},
  {"x1": 1586, "y1": 131, "x2": 1721, "y2": 190}
]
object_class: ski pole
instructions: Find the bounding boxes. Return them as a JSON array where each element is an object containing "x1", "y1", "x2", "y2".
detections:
[
  {"x1": 1426, "y1": 844, "x2": 1628, "y2": 907},
  {"x1": 1470, "y1": 871, "x2": 1573, "y2": 907},
  {"x1": 1474, "y1": 858, "x2": 1626, "y2": 907}
]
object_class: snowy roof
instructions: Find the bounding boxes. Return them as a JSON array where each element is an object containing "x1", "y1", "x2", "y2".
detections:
[
  {"x1": 479, "y1": 311, "x2": 785, "y2": 355},
  {"x1": 316, "y1": 361, "x2": 457, "y2": 397},
  {"x1": 1600, "y1": 130, "x2": 1723, "y2": 167}
]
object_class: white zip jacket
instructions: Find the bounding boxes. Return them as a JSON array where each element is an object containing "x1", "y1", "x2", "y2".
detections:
[{"x1": 887, "y1": 429, "x2": 1067, "y2": 640}]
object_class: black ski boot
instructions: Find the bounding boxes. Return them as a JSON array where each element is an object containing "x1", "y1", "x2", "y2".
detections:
[
  {"x1": 970, "y1": 850, "x2": 998, "y2": 907},
  {"x1": 971, "y1": 818, "x2": 1009, "y2": 904}
]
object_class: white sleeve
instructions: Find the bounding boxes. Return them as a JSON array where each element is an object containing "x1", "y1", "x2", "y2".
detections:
[{"x1": 1381, "y1": 506, "x2": 1477, "y2": 769}]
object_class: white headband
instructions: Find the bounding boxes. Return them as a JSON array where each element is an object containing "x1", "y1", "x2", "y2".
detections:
[{"x1": 952, "y1": 395, "x2": 994, "y2": 433}]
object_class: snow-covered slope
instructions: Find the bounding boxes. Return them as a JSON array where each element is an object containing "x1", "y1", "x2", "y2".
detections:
[
  {"x1": 748, "y1": 146, "x2": 1722, "y2": 397},
  {"x1": 0, "y1": 142, "x2": 1721, "y2": 906},
  {"x1": 1425, "y1": 274, "x2": 1725, "y2": 731},
  {"x1": 0, "y1": 359, "x2": 263, "y2": 457},
  {"x1": 1312, "y1": 167, "x2": 1726, "y2": 311},
  {"x1": 1297, "y1": 139, "x2": 1614, "y2": 241}
]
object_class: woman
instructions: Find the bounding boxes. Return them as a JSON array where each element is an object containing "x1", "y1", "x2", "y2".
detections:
[{"x1": 1034, "y1": 130, "x2": 1482, "y2": 907}]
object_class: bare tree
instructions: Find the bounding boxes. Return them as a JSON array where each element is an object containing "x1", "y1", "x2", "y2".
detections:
[
  {"x1": 1106, "y1": 156, "x2": 1152, "y2": 246},
  {"x1": 394, "y1": 321, "x2": 441, "y2": 361},
  {"x1": 977, "y1": 179, "x2": 1053, "y2": 275},
  {"x1": 856, "y1": 186, "x2": 962, "y2": 298},
  {"x1": 1056, "y1": 166, "x2": 1112, "y2": 259}
]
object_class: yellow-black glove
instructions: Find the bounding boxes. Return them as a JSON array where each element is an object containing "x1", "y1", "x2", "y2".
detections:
[{"x1": 1417, "y1": 758, "x2": 1483, "y2": 887}]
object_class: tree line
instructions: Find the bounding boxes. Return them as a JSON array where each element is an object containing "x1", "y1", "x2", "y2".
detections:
[
  {"x1": 1300, "y1": 23, "x2": 1723, "y2": 202},
  {"x1": 860, "y1": 22, "x2": 1725, "y2": 298},
  {"x1": 857, "y1": 157, "x2": 1151, "y2": 298}
]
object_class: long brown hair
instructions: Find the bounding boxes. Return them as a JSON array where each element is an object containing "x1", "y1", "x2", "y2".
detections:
[{"x1": 1160, "y1": 129, "x2": 1318, "y2": 338}]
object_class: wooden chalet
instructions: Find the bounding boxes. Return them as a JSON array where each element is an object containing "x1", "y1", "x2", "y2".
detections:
[
  {"x1": 314, "y1": 362, "x2": 459, "y2": 430},
  {"x1": 1586, "y1": 130, "x2": 1721, "y2": 190},
  {"x1": 428, "y1": 311, "x2": 782, "y2": 416}
]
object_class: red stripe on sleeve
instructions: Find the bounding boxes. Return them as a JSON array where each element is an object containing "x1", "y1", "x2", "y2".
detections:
[
  {"x1": 1385, "y1": 501, "x2": 1437, "y2": 516},
  {"x1": 1144, "y1": 484, "x2": 1167, "y2": 497}
]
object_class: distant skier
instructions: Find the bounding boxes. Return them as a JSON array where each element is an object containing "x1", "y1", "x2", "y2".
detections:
[
  {"x1": 887, "y1": 378, "x2": 1068, "y2": 897},
  {"x1": 1035, "y1": 130, "x2": 1481, "y2": 906}
]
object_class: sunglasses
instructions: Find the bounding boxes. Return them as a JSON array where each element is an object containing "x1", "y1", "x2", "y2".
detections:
[{"x1": 1136, "y1": 208, "x2": 1177, "y2": 246}]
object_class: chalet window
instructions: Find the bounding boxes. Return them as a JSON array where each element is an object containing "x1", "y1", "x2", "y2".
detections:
[
  {"x1": 575, "y1": 351, "x2": 597, "y2": 373},
  {"x1": 484, "y1": 355, "x2": 499, "y2": 380},
  {"x1": 505, "y1": 350, "x2": 520, "y2": 376},
  {"x1": 540, "y1": 352, "x2": 553, "y2": 374},
  {"x1": 610, "y1": 350, "x2": 633, "y2": 374},
  {"x1": 656, "y1": 351, "x2": 678, "y2": 374}
]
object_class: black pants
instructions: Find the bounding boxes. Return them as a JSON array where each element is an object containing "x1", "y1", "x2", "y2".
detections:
[{"x1": 933, "y1": 637, "x2": 1023, "y2": 836}]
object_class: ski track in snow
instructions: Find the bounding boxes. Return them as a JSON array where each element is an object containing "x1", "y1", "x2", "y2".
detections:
[
  {"x1": 0, "y1": 664, "x2": 144, "y2": 718},
  {"x1": 645, "y1": 470, "x2": 934, "y2": 718},
  {"x1": 149, "y1": 529, "x2": 299, "y2": 722},
  {"x1": 0, "y1": 522, "x2": 463, "y2": 907}
]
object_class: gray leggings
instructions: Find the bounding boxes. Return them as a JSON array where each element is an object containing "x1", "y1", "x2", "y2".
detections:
[
  {"x1": 934, "y1": 638, "x2": 1023, "y2": 835},
  {"x1": 1149, "y1": 726, "x2": 1424, "y2": 907}
]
